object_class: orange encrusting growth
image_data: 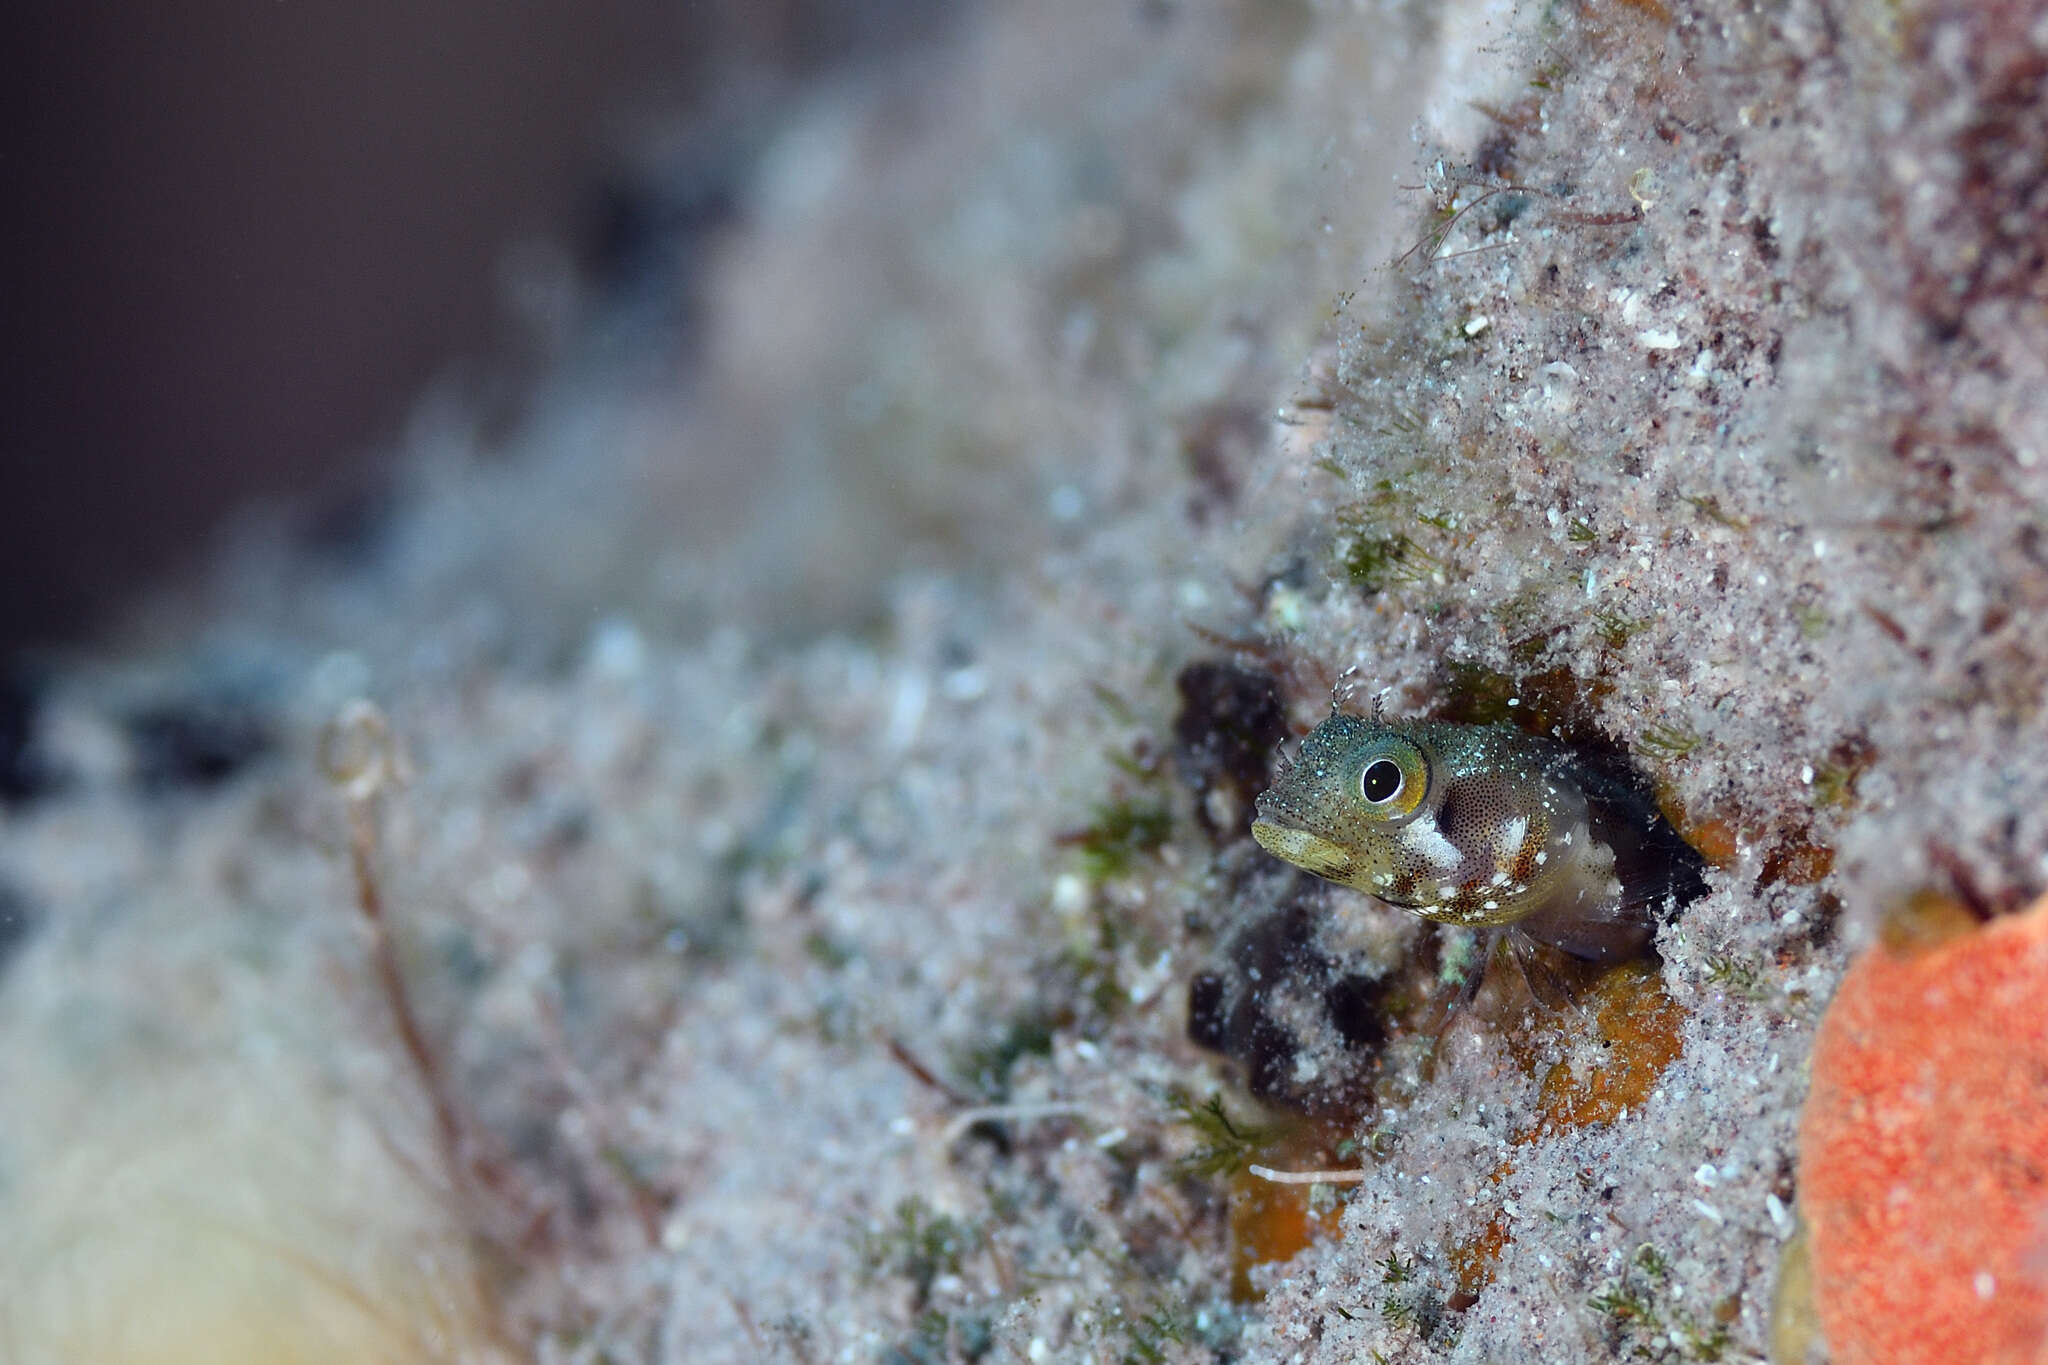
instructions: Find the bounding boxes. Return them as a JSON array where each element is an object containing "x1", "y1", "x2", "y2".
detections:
[
  {"x1": 1228, "y1": 1121, "x2": 1349, "y2": 1300},
  {"x1": 1671, "y1": 811, "x2": 1743, "y2": 871},
  {"x1": 1451, "y1": 1204, "x2": 1513, "y2": 1306},
  {"x1": 1661, "y1": 800, "x2": 1838, "y2": 890},
  {"x1": 1531, "y1": 959, "x2": 1686, "y2": 1131},
  {"x1": 1457, "y1": 960, "x2": 1689, "y2": 1298},
  {"x1": 1799, "y1": 892, "x2": 2048, "y2": 1365},
  {"x1": 1226, "y1": 961, "x2": 1690, "y2": 1304}
]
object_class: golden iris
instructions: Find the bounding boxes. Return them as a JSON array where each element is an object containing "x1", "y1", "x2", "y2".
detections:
[{"x1": 1353, "y1": 736, "x2": 1429, "y2": 820}]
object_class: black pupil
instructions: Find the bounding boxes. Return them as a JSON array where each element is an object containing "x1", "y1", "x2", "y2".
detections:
[{"x1": 1362, "y1": 759, "x2": 1402, "y2": 803}]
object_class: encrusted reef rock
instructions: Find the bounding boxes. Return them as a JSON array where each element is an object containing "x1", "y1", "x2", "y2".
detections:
[{"x1": 6, "y1": 0, "x2": 2048, "y2": 1359}]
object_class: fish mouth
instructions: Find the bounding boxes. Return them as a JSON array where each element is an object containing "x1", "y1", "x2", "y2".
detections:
[
  {"x1": 1249, "y1": 789, "x2": 1316, "y2": 842},
  {"x1": 1250, "y1": 811, "x2": 1357, "y2": 883}
]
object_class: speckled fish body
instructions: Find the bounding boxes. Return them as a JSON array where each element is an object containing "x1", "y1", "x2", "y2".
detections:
[{"x1": 1252, "y1": 714, "x2": 1703, "y2": 962}]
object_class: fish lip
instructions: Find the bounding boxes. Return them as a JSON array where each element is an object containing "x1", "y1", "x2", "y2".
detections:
[
  {"x1": 1251, "y1": 803, "x2": 1356, "y2": 882},
  {"x1": 1250, "y1": 793, "x2": 1312, "y2": 834}
]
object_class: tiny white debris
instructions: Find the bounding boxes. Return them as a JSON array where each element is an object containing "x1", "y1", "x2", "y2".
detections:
[
  {"x1": 1586, "y1": 565, "x2": 1600, "y2": 598},
  {"x1": 1507, "y1": 696, "x2": 1521, "y2": 707},
  {"x1": 1547, "y1": 506, "x2": 1562, "y2": 526},
  {"x1": 1483, "y1": 900, "x2": 1500, "y2": 911},
  {"x1": 1640, "y1": 327, "x2": 1682, "y2": 350},
  {"x1": 585, "y1": 616, "x2": 647, "y2": 680},
  {"x1": 882, "y1": 670, "x2": 928, "y2": 751},
  {"x1": 1691, "y1": 1199, "x2": 1726, "y2": 1225},
  {"x1": 1127, "y1": 949, "x2": 1173, "y2": 1006},
  {"x1": 1541, "y1": 362, "x2": 1581, "y2": 414},
  {"x1": 890, "y1": 1115, "x2": 916, "y2": 1135},
  {"x1": 1072, "y1": 1037, "x2": 1101, "y2": 1061},
  {"x1": 1814, "y1": 538, "x2": 1829, "y2": 559},
  {"x1": 1465, "y1": 314, "x2": 1491, "y2": 337},
  {"x1": 1766, "y1": 1192, "x2": 1794, "y2": 1238},
  {"x1": 941, "y1": 666, "x2": 987, "y2": 702},
  {"x1": 1535, "y1": 850, "x2": 1549, "y2": 865},
  {"x1": 1976, "y1": 1272, "x2": 1997, "y2": 1300},
  {"x1": 1052, "y1": 873, "x2": 1089, "y2": 915},
  {"x1": 1801, "y1": 764, "x2": 1815, "y2": 784},
  {"x1": 1094, "y1": 1127, "x2": 1128, "y2": 1148},
  {"x1": 1048, "y1": 484, "x2": 1085, "y2": 521},
  {"x1": 1693, "y1": 1163, "x2": 1718, "y2": 1188},
  {"x1": 1266, "y1": 584, "x2": 1307, "y2": 630}
]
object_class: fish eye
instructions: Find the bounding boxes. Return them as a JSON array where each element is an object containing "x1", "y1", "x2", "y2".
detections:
[
  {"x1": 1352, "y1": 737, "x2": 1429, "y2": 820},
  {"x1": 1361, "y1": 758, "x2": 1403, "y2": 804}
]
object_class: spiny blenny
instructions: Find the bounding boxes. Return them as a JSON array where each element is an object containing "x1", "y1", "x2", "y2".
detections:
[{"x1": 1251, "y1": 708, "x2": 1707, "y2": 962}]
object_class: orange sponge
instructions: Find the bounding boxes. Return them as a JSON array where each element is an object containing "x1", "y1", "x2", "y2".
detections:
[{"x1": 1799, "y1": 893, "x2": 2048, "y2": 1365}]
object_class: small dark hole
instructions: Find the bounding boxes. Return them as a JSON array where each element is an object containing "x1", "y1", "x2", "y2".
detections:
[
  {"x1": 1186, "y1": 971, "x2": 1230, "y2": 1050},
  {"x1": 127, "y1": 698, "x2": 272, "y2": 792}
]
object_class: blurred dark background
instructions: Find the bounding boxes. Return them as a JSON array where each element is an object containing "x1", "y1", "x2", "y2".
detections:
[{"x1": 3, "y1": 0, "x2": 954, "y2": 657}]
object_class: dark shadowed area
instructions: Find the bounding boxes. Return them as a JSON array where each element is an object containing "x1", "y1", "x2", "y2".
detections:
[{"x1": 1, "y1": 0, "x2": 957, "y2": 654}]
